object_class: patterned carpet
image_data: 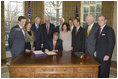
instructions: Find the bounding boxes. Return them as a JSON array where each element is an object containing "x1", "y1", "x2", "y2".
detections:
[{"x1": 1, "y1": 57, "x2": 117, "y2": 78}]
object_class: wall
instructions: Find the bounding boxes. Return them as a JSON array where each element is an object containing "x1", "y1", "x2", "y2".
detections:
[
  {"x1": 25, "y1": 1, "x2": 44, "y2": 24},
  {"x1": 63, "y1": 1, "x2": 81, "y2": 22},
  {"x1": 102, "y1": 1, "x2": 117, "y2": 61},
  {"x1": 1, "y1": 1, "x2": 6, "y2": 61}
]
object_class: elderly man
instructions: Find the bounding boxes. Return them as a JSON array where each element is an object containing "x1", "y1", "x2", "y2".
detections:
[
  {"x1": 55, "y1": 17, "x2": 64, "y2": 33},
  {"x1": 85, "y1": 15, "x2": 99, "y2": 58},
  {"x1": 31, "y1": 17, "x2": 43, "y2": 50},
  {"x1": 94, "y1": 16, "x2": 115, "y2": 78},
  {"x1": 41, "y1": 16, "x2": 55, "y2": 50},
  {"x1": 8, "y1": 16, "x2": 26, "y2": 60}
]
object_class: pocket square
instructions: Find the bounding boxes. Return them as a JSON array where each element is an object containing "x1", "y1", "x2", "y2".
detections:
[{"x1": 102, "y1": 34, "x2": 105, "y2": 36}]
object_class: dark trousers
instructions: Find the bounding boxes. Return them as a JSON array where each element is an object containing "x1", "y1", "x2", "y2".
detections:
[{"x1": 96, "y1": 57, "x2": 111, "y2": 78}]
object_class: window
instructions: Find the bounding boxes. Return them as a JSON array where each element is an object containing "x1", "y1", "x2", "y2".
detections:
[
  {"x1": 45, "y1": 1, "x2": 62, "y2": 26},
  {"x1": 4, "y1": 1, "x2": 24, "y2": 51},
  {"x1": 81, "y1": 1, "x2": 102, "y2": 27}
]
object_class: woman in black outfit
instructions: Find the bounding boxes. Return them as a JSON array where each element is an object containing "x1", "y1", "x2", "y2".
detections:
[{"x1": 25, "y1": 22, "x2": 35, "y2": 53}]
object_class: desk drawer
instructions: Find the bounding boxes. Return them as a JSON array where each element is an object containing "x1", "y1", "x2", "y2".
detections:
[{"x1": 34, "y1": 67, "x2": 74, "y2": 73}]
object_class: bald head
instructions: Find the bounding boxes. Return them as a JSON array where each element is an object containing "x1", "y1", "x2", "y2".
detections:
[
  {"x1": 45, "y1": 16, "x2": 50, "y2": 24},
  {"x1": 86, "y1": 15, "x2": 94, "y2": 26}
]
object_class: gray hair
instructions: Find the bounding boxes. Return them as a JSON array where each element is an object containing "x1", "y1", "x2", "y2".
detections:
[{"x1": 35, "y1": 17, "x2": 41, "y2": 21}]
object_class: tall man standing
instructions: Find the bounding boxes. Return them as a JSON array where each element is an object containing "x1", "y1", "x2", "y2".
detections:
[
  {"x1": 72, "y1": 18, "x2": 86, "y2": 52},
  {"x1": 8, "y1": 16, "x2": 26, "y2": 60},
  {"x1": 31, "y1": 17, "x2": 43, "y2": 50},
  {"x1": 94, "y1": 16, "x2": 115, "y2": 78},
  {"x1": 85, "y1": 15, "x2": 99, "y2": 58},
  {"x1": 41, "y1": 16, "x2": 55, "y2": 50}
]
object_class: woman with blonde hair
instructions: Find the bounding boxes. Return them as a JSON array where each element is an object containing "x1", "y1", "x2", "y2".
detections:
[{"x1": 25, "y1": 22, "x2": 35, "y2": 53}]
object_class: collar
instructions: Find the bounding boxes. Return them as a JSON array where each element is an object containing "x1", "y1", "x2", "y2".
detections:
[
  {"x1": 35, "y1": 23, "x2": 39, "y2": 27},
  {"x1": 76, "y1": 26, "x2": 80, "y2": 31},
  {"x1": 18, "y1": 24, "x2": 23, "y2": 29},
  {"x1": 100, "y1": 24, "x2": 106, "y2": 30},
  {"x1": 89, "y1": 23, "x2": 94, "y2": 28}
]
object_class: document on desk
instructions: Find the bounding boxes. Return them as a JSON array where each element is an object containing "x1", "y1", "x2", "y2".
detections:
[
  {"x1": 45, "y1": 51, "x2": 57, "y2": 55},
  {"x1": 33, "y1": 51, "x2": 44, "y2": 54}
]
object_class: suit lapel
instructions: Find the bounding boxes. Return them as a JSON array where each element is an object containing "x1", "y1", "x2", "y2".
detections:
[{"x1": 17, "y1": 25, "x2": 25, "y2": 38}]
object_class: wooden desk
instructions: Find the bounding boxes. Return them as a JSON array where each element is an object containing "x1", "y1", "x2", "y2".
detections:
[{"x1": 8, "y1": 51, "x2": 100, "y2": 78}]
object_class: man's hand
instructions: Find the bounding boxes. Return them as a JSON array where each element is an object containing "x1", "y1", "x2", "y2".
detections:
[
  {"x1": 41, "y1": 44, "x2": 43, "y2": 49},
  {"x1": 103, "y1": 55, "x2": 109, "y2": 61},
  {"x1": 25, "y1": 49, "x2": 31, "y2": 53},
  {"x1": 52, "y1": 50, "x2": 58, "y2": 52},
  {"x1": 45, "y1": 49, "x2": 49, "y2": 52},
  {"x1": 32, "y1": 47, "x2": 35, "y2": 51},
  {"x1": 94, "y1": 51, "x2": 96, "y2": 57}
]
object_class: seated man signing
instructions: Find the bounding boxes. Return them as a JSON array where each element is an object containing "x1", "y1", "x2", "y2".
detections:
[{"x1": 45, "y1": 32, "x2": 63, "y2": 52}]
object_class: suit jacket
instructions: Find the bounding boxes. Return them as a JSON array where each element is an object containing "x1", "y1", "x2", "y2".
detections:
[
  {"x1": 31, "y1": 24, "x2": 43, "y2": 50},
  {"x1": 85, "y1": 23, "x2": 99, "y2": 56},
  {"x1": 8, "y1": 24, "x2": 25, "y2": 59},
  {"x1": 96, "y1": 25, "x2": 115, "y2": 59},
  {"x1": 41, "y1": 23, "x2": 55, "y2": 46},
  {"x1": 55, "y1": 25, "x2": 60, "y2": 33},
  {"x1": 72, "y1": 26, "x2": 86, "y2": 52},
  {"x1": 46, "y1": 39, "x2": 63, "y2": 51}
]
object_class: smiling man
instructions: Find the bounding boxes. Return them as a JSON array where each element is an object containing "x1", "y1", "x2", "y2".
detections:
[{"x1": 94, "y1": 16, "x2": 115, "y2": 78}]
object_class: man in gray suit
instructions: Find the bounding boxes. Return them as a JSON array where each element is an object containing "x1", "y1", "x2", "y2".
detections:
[
  {"x1": 85, "y1": 15, "x2": 99, "y2": 58},
  {"x1": 8, "y1": 16, "x2": 26, "y2": 60}
]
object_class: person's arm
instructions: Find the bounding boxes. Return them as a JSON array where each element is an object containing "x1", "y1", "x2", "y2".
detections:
[
  {"x1": 59, "y1": 40, "x2": 63, "y2": 51},
  {"x1": 104, "y1": 28, "x2": 115, "y2": 60},
  {"x1": 8, "y1": 27, "x2": 16, "y2": 48},
  {"x1": 82, "y1": 29, "x2": 86, "y2": 52},
  {"x1": 40, "y1": 27, "x2": 44, "y2": 48}
]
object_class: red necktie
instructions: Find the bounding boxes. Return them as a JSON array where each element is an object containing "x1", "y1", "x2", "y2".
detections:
[
  {"x1": 47, "y1": 24, "x2": 49, "y2": 34},
  {"x1": 97, "y1": 28, "x2": 101, "y2": 40},
  {"x1": 75, "y1": 27, "x2": 77, "y2": 36}
]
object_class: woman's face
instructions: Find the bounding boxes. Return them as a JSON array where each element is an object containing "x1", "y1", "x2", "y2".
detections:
[
  {"x1": 26, "y1": 23, "x2": 31, "y2": 30},
  {"x1": 63, "y1": 25, "x2": 67, "y2": 31}
]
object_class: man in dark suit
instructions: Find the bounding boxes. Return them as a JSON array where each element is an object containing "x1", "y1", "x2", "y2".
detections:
[
  {"x1": 72, "y1": 18, "x2": 86, "y2": 52},
  {"x1": 41, "y1": 16, "x2": 55, "y2": 50},
  {"x1": 94, "y1": 16, "x2": 115, "y2": 78},
  {"x1": 45, "y1": 32, "x2": 63, "y2": 52},
  {"x1": 84, "y1": 15, "x2": 99, "y2": 58},
  {"x1": 68, "y1": 18, "x2": 74, "y2": 32},
  {"x1": 8, "y1": 16, "x2": 26, "y2": 60},
  {"x1": 55, "y1": 17, "x2": 64, "y2": 33},
  {"x1": 31, "y1": 17, "x2": 43, "y2": 50}
]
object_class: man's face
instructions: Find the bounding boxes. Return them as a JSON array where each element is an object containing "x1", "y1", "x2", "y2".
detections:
[
  {"x1": 98, "y1": 16, "x2": 107, "y2": 27},
  {"x1": 35, "y1": 19, "x2": 40, "y2": 25},
  {"x1": 86, "y1": 17, "x2": 94, "y2": 26},
  {"x1": 18, "y1": 19, "x2": 26, "y2": 27},
  {"x1": 73, "y1": 20, "x2": 79, "y2": 27},
  {"x1": 53, "y1": 35, "x2": 58, "y2": 41},
  {"x1": 69, "y1": 20, "x2": 73, "y2": 27},
  {"x1": 45, "y1": 18, "x2": 50, "y2": 24},
  {"x1": 60, "y1": 18, "x2": 64, "y2": 25}
]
